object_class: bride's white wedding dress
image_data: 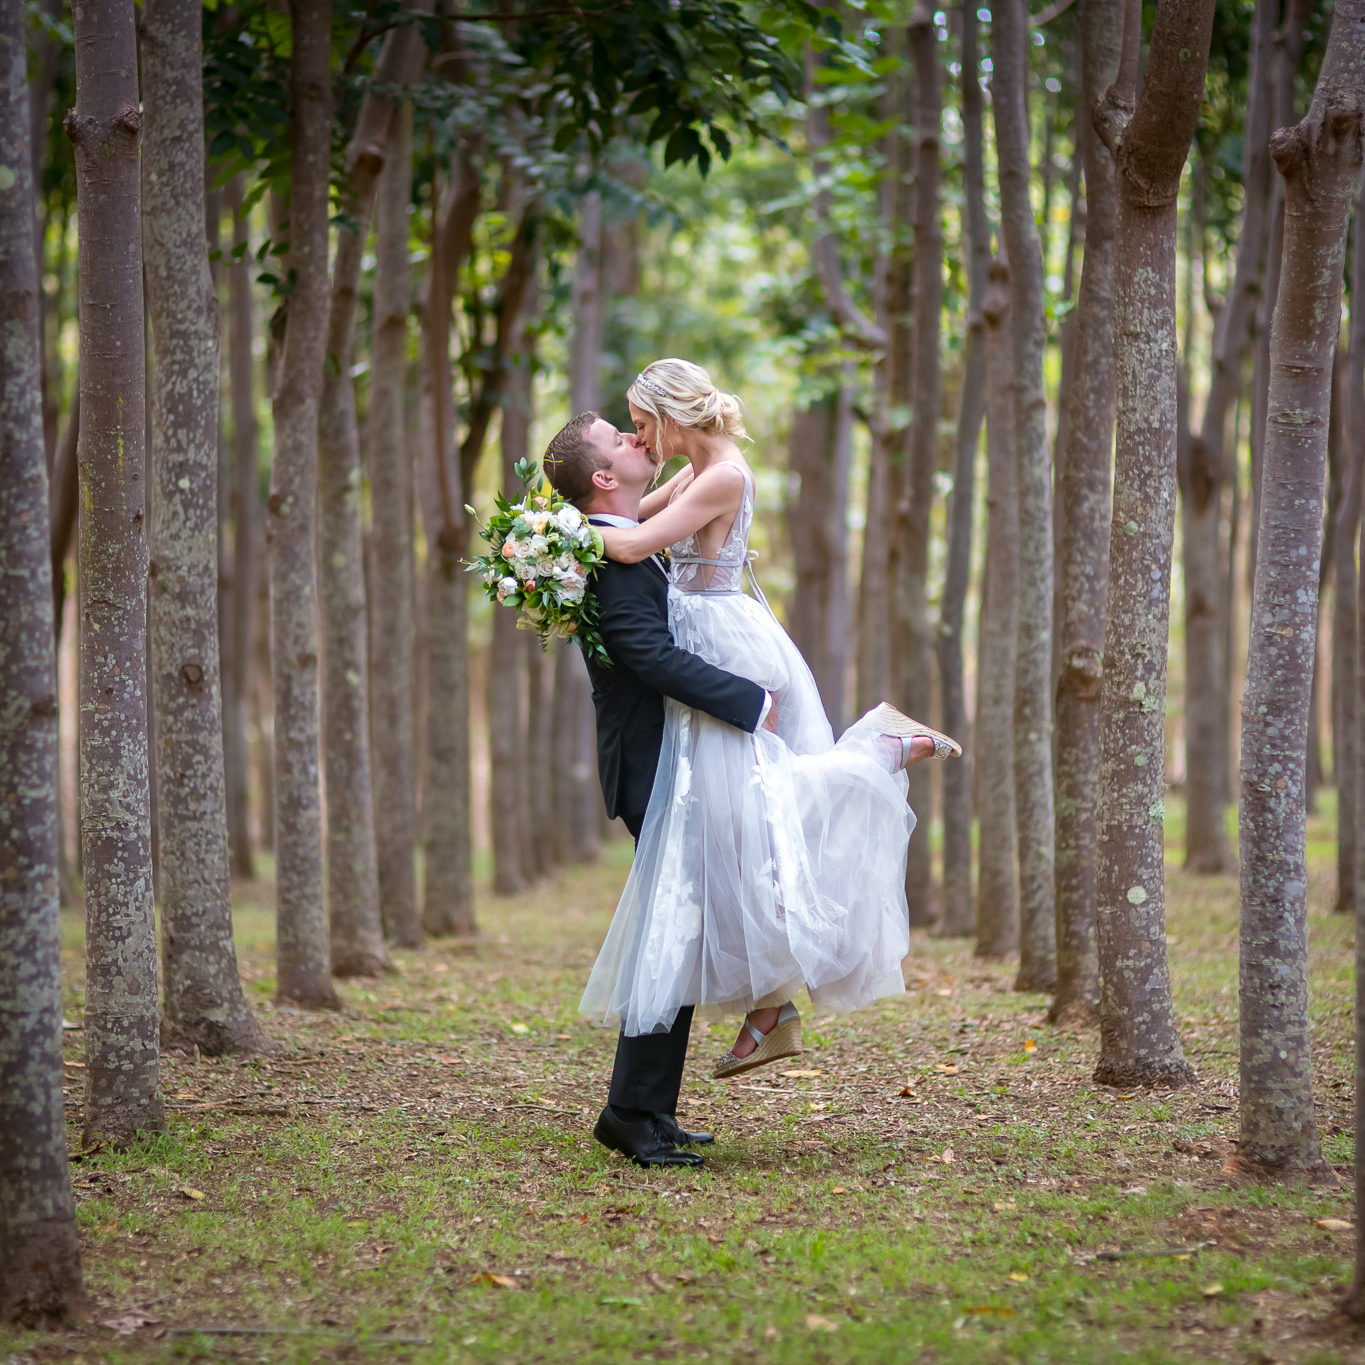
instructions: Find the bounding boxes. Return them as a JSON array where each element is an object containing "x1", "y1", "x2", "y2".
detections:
[{"x1": 580, "y1": 469, "x2": 915, "y2": 1037}]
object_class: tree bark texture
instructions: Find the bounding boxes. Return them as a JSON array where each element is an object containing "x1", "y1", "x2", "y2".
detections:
[
  {"x1": 66, "y1": 0, "x2": 166, "y2": 1144},
  {"x1": 1050, "y1": 0, "x2": 1122, "y2": 1027},
  {"x1": 1092, "y1": 0, "x2": 1213, "y2": 1089},
  {"x1": 1337, "y1": 186, "x2": 1365, "y2": 914},
  {"x1": 993, "y1": 0, "x2": 1056, "y2": 991},
  {"x1": 785, "y1": 380, "x2": 852, "y2": 731},
  {"x1": 142, "y1": 0, "x2": 267, "y2": 1057},
  {"x1": 367, "y1": 100, "x2": 421, "y2": 945},
  {"x1": 1237, "y1": 0, "x2": 1363, "y2": 1178},
  {"x1": 975, "y1": 261, "x2": 1020, "y2": 960},
  {"x1": 224, "y1": 178, "x2": 258, "y2": 880},
  {"x1": 318, "y1": 19, "x2": 426, "y2": 978},
  {"x1": 420, "y1": 158, "x2": 480, "y2": 937},
  {"x1": 935, "y1": 0, "x2": 989, "y2": 940},
  {"x1": 1181, "y1": 0, "x2": 1278, "y2": 875},
  {"x1": 489, "y1": 319, "x2": 533, "y2": 895},
  {"x1": 0, "y1": 0, "x2": 86, "y2": 1318},
  {"x1": 268, "y1": 0, "x2": 338, "y2": 1007},
  {"x1": 895, "y1": 7, "x2": 941, "y2": 927}
]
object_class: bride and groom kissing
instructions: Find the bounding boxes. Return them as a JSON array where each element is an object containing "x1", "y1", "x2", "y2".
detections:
[{"x1": 543, "y1": 359, "x2": 960, "y2": 1170}]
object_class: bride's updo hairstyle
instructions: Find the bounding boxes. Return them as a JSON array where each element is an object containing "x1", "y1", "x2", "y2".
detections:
[{"x1": 627, "y1": 359, "x2": 748, "y2": 443}]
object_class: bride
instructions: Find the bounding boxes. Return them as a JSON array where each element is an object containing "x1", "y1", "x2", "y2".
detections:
[{"x1": 578, "y1": 358, "x2": 959, "y2": 1078}]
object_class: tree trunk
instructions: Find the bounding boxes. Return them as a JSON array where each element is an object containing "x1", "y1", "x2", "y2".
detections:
[
  {"x1": 1237, "y1": 0, "x2": 1362, "y2": 1180},
  {"x1": 549, "y1": 191, "x2": 606, "y2": 865},
  {"x1": 367, "y1": 100, "x2": 421, "y2": 944},
  {"x1": 224, "y1": 177, "x2": 258, "y2": 880},
  {"x1": 975, "y1": 260, "x2": 1020, "y2": 960},
  {"x1": 1181, "y1": 0, "x2": 1277, "y2": 875},
  {"x1": 0, "y1": 0, "x2": 86, "y2": 1317},
  {"x1": 489, "y1": 302, "x2": 534, "y2": 895},
  {"x1": 1050, "y1": 0, "x2": 1123, "y2": 1028},
  {"x1": 268, "y1": 0, "x2": 338, "y2": 1008},
  {"x1": 785, "y1": 378, "x2": 852, "y2": 730},
  {"x1": 318, "y1": 20, "x2": 426, "y2": 978},
  {"x1": 935, "y1": 3, "x2": 989, "y2": 940},
  {"x1": 66, "y1": 0, "x2": 166, "y2": 1145},
  {"x1": 143, "y1": 0, "x2": 268, "y2": 1055},
  {"x1": 420, "y1": 155, "x2": 480, "y2": 938},
  {"x1": 893, "y1": 5, "x2": 941, "y2": 927},
  {"x1": 1092, "y1": 0, "x2": 1213, "y2": 1090},
  {"x1": 993, "y1": 0, "x2": 1056, "y2": 991},
  {"x1": 1337, "y1": 190, "x2": 1365, "y2": 914}
]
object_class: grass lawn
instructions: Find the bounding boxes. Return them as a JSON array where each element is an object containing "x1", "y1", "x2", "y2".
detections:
[{"x1": 3, "y1": 795, "x2": 1361, "y2": 1364}]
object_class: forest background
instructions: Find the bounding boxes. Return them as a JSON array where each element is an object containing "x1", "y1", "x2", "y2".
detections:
[{"x1": 6, "y1": 0, "x2": 1365, "y2": 1360}]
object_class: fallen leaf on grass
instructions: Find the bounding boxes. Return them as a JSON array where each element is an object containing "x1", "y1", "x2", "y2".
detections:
[
  {"x1": 1008, "y1": 1273, "x2": 1028, "y2": 1283},
  {"x1": 830, "y1": 1186, "x2": 846, "y2": 1195},
  {"x1": 599, "y1": 1295, "x2": 644, "y2": 1307},
  {"x1": 177, "y1": 1187, "x2": 206, "y2": 1201},
  {"x1": 508, "y1": 1023, "x2": 529, "y2": 1035},
  {"x1": 897, "y1": 1087, "x2": 918, "y2": 1098},
  {"x1": 470, "y1": 1273, "x2": 518, "y2": 1289},
  {"x1": 964, "y1": 1306, "x2": 1013, "y2": 1317},
  {"x1": 935, "y1": 1064, "x2": 960, "y2": 1074},
  {"x1": 993, "y1": 1201, "x2": 1017, "y2": 1212},
  {"x1": 780, "y1": 1069, "x2": 825, "y2": 1078},
  {"x1": 805, "y1": 1314, "x2": 838, "y2": 1332},
  {"x1": 763, "y1": 1326, "x2": 779, "y2": 1342},
  {"x1": 1315, "y1": 1218, "x2": 1353, "y2": 1231},
  {"x1": 928, "y1": 1146, "x2": 955, "y2": 1164},
  {"x1": 101, "y1": 1311, "x2": 160, "y2": 1335},
  {"x1": 1203, "y1": 1283, "x2": 1224, "y2": 1298},
  {"x1": 1023, "y1": 1039, "x2": 1036, "y2": 1053}
]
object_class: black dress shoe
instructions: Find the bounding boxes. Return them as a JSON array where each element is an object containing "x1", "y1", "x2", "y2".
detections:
[
  {"x1": 657, "y1": 1114, "x2": 714, "y2": 1147},
  {"x1": 593, "y1": 1107, "x2": 703, "y2": 1168}
]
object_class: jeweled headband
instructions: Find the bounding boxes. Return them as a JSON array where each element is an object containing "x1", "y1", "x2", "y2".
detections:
[{"x1": 634, "y1": 373, "x2": 668, "y2": 398}]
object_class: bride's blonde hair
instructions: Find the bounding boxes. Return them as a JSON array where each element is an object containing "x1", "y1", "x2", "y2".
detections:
[{"x1": 627, "y1": 359, "x2": 748, "y2": 442}]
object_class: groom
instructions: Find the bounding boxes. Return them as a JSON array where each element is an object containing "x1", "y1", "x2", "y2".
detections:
[{"x1": 543, "y1": 411, "x2": 773, "y2": 1169}]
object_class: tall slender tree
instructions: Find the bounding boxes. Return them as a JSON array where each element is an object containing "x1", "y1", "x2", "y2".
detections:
[
  {"x1": 1050, "y1": 0, "x2": 1123, "y2": 1026},
  {"x1": 0, "y1": 0, "x2": 86, "y2": 1317},
  {"x1": 143, "y1": 0, "x2": 267, "y2": 1056},
  {"x1": 421, "y1": 152, "x2": 480, "y2": 938},
  {"x1": 268, "y1": 0, "x2": 338, "y2": 1007},
  {"x1": 66, "y1": 0, "x2": 166, "y2": 1143},
  {"x1": 223, "y1": 178, "x2": 258, "y2": 881},
  {"x1": 1339, "y1": 190, "x2": 1365, "y2": 916},
  {"x1": 1180, "y1": 0, "x2": 1277, "y2": 876},
  {"x1": 975, "y1": 259, "x2": 1020, "y2": 960},
  {"x1": 1238, "y1": 0, "x2": 1363, "y2": 1180},
  {"x1": 320, "y1": 12, "x2": 432, "y2": 972},
  {"x1": 1093, "y1": 0, "x2": 1214, "y2": 1089},
  {"x1": 993, "y1": 0, "x2": 1056, "y2": 992},
  {"x1": 368, "y1": 100, "x2": 421, "y2": 944},
  {"x1": 936, "y1": 1, "x2": 989, "y2": 940}
]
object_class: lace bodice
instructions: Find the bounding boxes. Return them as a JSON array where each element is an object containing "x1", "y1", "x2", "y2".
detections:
[{"x1": 667, "y1": 466, "x2": 754, "y2": 594}]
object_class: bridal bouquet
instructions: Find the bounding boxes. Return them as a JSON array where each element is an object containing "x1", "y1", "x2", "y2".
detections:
[{"x1": 467, "y1": 457, "x2": 610, "y2": 665}]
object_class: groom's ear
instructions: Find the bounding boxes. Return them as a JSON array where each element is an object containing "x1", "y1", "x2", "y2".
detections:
[{"x1": 590, "y1": 466, "x2": 617, "y2": 493}]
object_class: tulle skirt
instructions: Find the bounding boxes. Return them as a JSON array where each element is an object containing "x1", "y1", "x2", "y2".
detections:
[{"x1": 580, "y1": 585, "x2": 915, "y2": 1037}]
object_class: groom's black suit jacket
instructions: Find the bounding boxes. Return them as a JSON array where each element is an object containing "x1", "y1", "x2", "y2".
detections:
[{"x1": 583, "y1": 542, "x2": 765, "y2": 825}]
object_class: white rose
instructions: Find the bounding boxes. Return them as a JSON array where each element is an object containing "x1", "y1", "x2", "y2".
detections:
[
  {"x1": 557, "y1": 506, "x2": 583, "y2": 533},
  {"x1": 529, "y1": 534, "x2": 550, "y2": 556},
  {"x1": 576, "y1": 526, "x2": 592, "y2": 546},
  {"x1": 499, "y1": 576, "x2": 518, "y2": 594},
  {"x1": 535, "y1": 557, "x2": 555, "y2": 576}
]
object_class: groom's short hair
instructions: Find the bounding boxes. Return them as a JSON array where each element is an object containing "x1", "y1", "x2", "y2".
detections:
[{"x1": 544, "y1": 411, "x2": 609, "y2": 506}]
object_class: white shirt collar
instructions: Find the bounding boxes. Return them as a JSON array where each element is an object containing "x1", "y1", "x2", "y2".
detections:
[{"x1": 587, "y1": 512, "x2": 639, "y2": 528}]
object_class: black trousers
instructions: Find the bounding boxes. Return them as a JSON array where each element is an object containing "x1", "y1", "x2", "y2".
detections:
[{"x1": 605, "y1": 809, "x2": 695, "y2": 1118}]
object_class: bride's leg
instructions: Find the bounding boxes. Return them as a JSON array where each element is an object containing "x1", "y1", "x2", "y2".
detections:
[{"x1": 727, "y1": 1004, "x2": 782, "y2": 1059}]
